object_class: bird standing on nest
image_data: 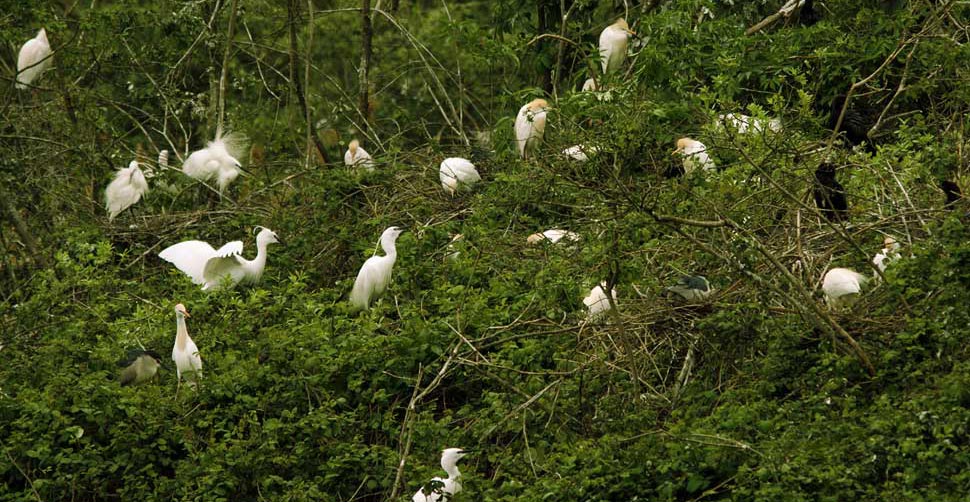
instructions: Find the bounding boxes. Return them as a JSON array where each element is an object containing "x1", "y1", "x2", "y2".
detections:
[
  {"x1": 344, "y1": 139, "x2": 374, "y2": 170},
  {"x1": 666, "y1": 275, "x2": 712, "y2": 303},
  {"x1": 105, "y1": 161, "x2": 149, "y2": 221}
]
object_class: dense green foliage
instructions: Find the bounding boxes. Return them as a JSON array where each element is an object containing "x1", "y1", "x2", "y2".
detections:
[{"x1": 2, "y1": 0, "x2": 970, "y2": 500}]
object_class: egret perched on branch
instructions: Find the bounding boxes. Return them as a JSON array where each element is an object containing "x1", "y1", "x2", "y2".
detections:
[
  {"x1": 105, "y1": 161, "x2": 149, "y2": 221},
  {"x1": 158, "y1": 227, "x2": 282, "y2": 291},
  {"x1": 872, "y1": 236, "x2": 901, "y2": 273},
  {"x1": 672, "y1": 138, "x2": 715, "y2": 174},
  {"x1": 514, "y1": 98, "x2": 549, "y2": 159},
  {"x1": 171, "y1": 303, "x2": 202, "y2": 391},
  {"x1": 716, "y1": 113, "x2": 782, "y2": 134},
  {"x1": 439, "y1": 157, "x2": 480, "y2": 195},
  {"x1": 527, "y1": 229, "x2": 580, "y2": 245},
  {"x1": 584, "y1": 282, "x2": 617, "y2": 321},
  {"x1": 821, "y1": 267, "x2": 867, "y2": 309},
  {"x1": 665, "y1": 275, "x2": 712, "y2": 302},
  {"x1": 349, "y1": 226, "x2": 405, "y2": 311},
  {"x1": 16, "y1": 28, "x2": 51, "y2": 90},
  {"x1": 599, "y1": 18, "x2": 635, "y2": 76},
  {"x1": 413, "y1": 448, "x2": 471, "y2": 502},
  {"x1": 182, "y1": 133, "x2": 247, "y2": 193},
  {"x1": 344, "y1": 139, "x2": 374, "y2": 170},
  {"x1": 118, "y1": 350, "x2": 162, "y2": 386}
]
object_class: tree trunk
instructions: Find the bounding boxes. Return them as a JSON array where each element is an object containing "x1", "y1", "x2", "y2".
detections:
[
  {"x1": 287, "y1": 0, "x2": 329, "y2": 164},
  {"x1": 0, "y1": 185, "x2": 46, "y2": 267},
  {"x1": 358, "y1": 0, "x2": 373, "y2": 135}
]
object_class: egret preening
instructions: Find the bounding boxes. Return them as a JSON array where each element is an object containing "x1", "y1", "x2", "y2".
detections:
[
  {"x1": 562, "y1": 144, "x2": 599, "y2": 162},
  {"x1": 822, "y1": 267, "x2": 867, "y2": 309},
  {"x1": 527, "y1": 229, "x2": 580, "y2": 245},
  {"x1": 514, "y1": 98, "x2": 549, "y2": 159},
  {"x1": 118, "y1": 350, "x2": 162, "y2": 386},
  {"x1": 584, "y1": 282, "x2": 617, "y2": 320},
  {"x1": 171, "y1": 303, "x2": 202, "y2": 390},
  {"x1": 599, "y1": 18, "x2": 635, "y2": 76},
  {"x1": 872, "y1": 236, "x2": 901, "y2": 273},
  {"x1": 182, "y1": 134, "x2": 247, "y2": 193},
  {"x1": 159, "y1": 227, "x2": 282, "y2": 291},
  {"x1": 413, "y1": 448, "x2": 470, "y2": 502},
  {"x1": 665, "y1": 275, "x2": 712, "y2": 302},
  {"x1": 813, "y1": 162, "x2": 848, "y2": 223},
  {"x1": 105, "y1": 161, "x2": 149, "y2": 221},
  {"x1": 349, "y1": 226, "x2": 405, "y2": 311},
  {"x1": 16, "y1": 28, "x2": 51, "y2": 90},
  {"x1": 717, "y1": 113, "x2": 782, "y2": 134},
  {"x1": 344, "y1": 139, "x2": 374, "y2": 170},
  {"x1": 439, "y1": 157, "x2": 481, "y2": 195},
  {"x1": 672, "y1": 138, "x2": 715, "y2": 174}
]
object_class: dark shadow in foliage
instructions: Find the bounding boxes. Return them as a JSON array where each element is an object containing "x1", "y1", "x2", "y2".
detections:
[
  {"x1": 829, "y1": 95, "x2": 877, "y2": 152},
  {"x1": 798, "y1": 0, "x2": 822, "y2": 26},
  {"x1": 941, "y1": 180, "x2": 962, "y2": 209},
  {"x1": 813, "y1": 162, "x2": 848, "y2": 223}
]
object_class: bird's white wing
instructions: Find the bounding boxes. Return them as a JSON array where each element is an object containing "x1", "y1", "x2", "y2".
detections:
[
  {"x1": 159, "y1": 241, "x2": 218, "y2": 284},
  {"x1": 16, "y1": 39, "x2": 50, "y2": 88},
  {"x1": 201, "y1": 241, "x2": 246, "y2": 289},
  {"x1": 514, "y1": 109, "x2": 533, "y2": 158},
  {"x1": 349, "y1": 256, "x2": 390, "y2": 310}
]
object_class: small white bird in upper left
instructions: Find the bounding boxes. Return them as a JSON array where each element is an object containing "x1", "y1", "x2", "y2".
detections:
[
  {"x1": 344, "y1": 139, "x2": 374, "y2": 170},
  {"x1": 182, "y1": 135, "x2": 245, "y2": 193},
  {"x1": 159, "y1": 227, "x2": 282, "y2": 291},
  {"x1": 171, "y1": 303, "x2": 202, "y2": 391},
  {"x1": 105, "y1": 160, "x2": 149, "y2": 221},
  {"x1": 598, "y1": 18, "x2": 635, "y2": 76},
  {"x1": 413, "y1": 448, "x2": 470, "y2": 502},
  {"x1": 672, "y1": 137, "x2": 715, "y2": 174},
  {"x1": 350, "y1": 226, "x2": 406, "y2": 311},
  {"x1": 514, "y1": 98, "x2": 549, "y2": 159},
  {"x1": 16, "y1": 28, "x2": 51, "y2": 90}
]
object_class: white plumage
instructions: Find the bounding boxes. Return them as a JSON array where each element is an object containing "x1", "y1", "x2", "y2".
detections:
[
  {"x1": 598, "y1": 18, "x2": 634, "y2": 76},
  {"x1": 672, "y1": 137, "x2": 715, "y2": 174},
  {"x1": 717, "y1": 113, "x2": 782, "y2": 134},
  {"x1": 562, "y1": 144, "x2": 599, "y2": 162},
  {"x1": 171, "y1": 303, "x2": 202, "y2": 390},
  {"x1": 872, "y1": 236, "x2": 901, "y2": 274},
  {"x1": 159, "y1": 227, "x2": 282, "y2": 291},
  {"x1": 582, "y1": 78, "x2": 598, "y2": 92},
  {"x1": 16, "y1": 28, "x2": 51, "y2": 90},
  {"x1": 105, "y1": 160, "x2": 148, "y2": 221},
  {"x1": 527, "y1": 229, "x2": 581, "y2": 245},
  {"x1": 822, "y1": 267, "x2": 868, "y2": 308},
  {"x1": 344, "y1": 139, "x2": 374, "y2": 170},
  {"x1": 182, "y1": 135, "x2": 246, "y2": 193},
  {"x1": 514, "y1": 98, "x2": 549, "y2": 159},
  {"x1": 350, "y1": 226, "x2": 405, "y2": 311},
  {"x1": 413, "y1": 448, "x2": 469, "y2": 502},
  {"x1": 583, "y1": 282, "x2": 617, "y2": 320},
  {"x1": 439, "y1": 157, "x2": 481, "y2": 195}
]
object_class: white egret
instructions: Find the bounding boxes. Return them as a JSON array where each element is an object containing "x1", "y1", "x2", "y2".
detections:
[
  {"x1": 105, "y1": 160, "x2": 149, "y2": 221},
  {"x1": 16, "y1": 28, "x2": 51, "y2": 90},
  {"x1": 584, "y1": 282, "x2": 617, "y2": 320},
  {"x1": 672, "y1": 138, "x2": 715, "y2": 174},
  {"x1": 582, "y1": 78, "x2": 598, "y2": 92},
  {"x1": 158, "y1": 226, "x2": 282, "y2": 291},
  {"x1": 439, "y1": 157, "x2": 481, "y2": 196},
  {"x1": 171, "y1": 303, "x2": 202, "y2": 390},
  {"x1": 514, "y1": 98, "x2": 549, "y2": 159},
  {"x1": 118, "y1": 350, "x2": 162, "y2": 386},
  {"x1": 821, "y1": 267, "x2": 867, "y2": 308},
  {"x1": 716, "y1": 113, "x2": 782, "y2": 134},
  {"x1": 598, "y1": 18, "x2": 635, "y2": 76},
  {"x1": 872, "y1": 236, "x2": 901, "y2": 273},
  {"x1": 665, "y1": 275, "x2": 712, "y2": 302},
  {"x1": 562, "y1": 144, "x2": 599, "y2": 162},
  {"x1": 182, "y1": 134, "x2": 246, "y2": 193},
  {"x1": 349, "y1": 226, "x2": 405, "y2": 311},
  {"x1": 344, "y1": 139, "x2": 374, "y2": 170},
  {"x1": 527, "y1": 229, "x2": 580, "y2": 245},
  {"x1": 413, "y1": 448, "x2": 470, "y2": 502}
]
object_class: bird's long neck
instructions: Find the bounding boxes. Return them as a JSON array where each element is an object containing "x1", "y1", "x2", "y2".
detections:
[
  {"x1": 443, "y1": 462, "x2": 461, "y2": 481},
  {"x1": 381, "y1": 236, "x2": 397, "y2": 259},
  {"x1": 176, "y1": 316, "x2": 189, "y2": 351},
  {"x1": 247, "y1": 240, "x2": 269, "y2": 280}
]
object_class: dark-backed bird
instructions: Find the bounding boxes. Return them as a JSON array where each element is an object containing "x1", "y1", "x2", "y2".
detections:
[
  {"x1": 665, "y1": 275, "x2": 712, "y2": 302},
  {"x1": 941, "y1": 180, "x2": 961, "y2": 209},
  {"x1": 118, "y1": 350, "x2": 162, "y2": 386},
  {"x1": 813, "y1": 162, "x2": 848, "y2": 222}
]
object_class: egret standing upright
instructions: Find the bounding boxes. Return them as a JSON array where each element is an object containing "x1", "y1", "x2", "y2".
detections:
[
  {"x1": 598, "y1": 18, "x2": 635, "y2": 77},
  {"x1": 105, "y1": 160, "x2": 149, "y2": 221},
  {"x1": 514, "y1": 98, "x2": 549, "y2": 160},
  {"x1": 171, "y1": 304, "x2": 202, "y2": 391},
  {"x1": 350, "y1": 226, "x2": 406, "y2": 311},
  {"x1": 16, "y1": 28, "x2": 51, "y2": 90}
]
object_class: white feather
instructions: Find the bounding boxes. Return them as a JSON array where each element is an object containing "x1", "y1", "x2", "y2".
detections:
[
  {"x1": 514, "y1": 99, "x2": 548, "y2": 160},
  {"x1": 105, "y1": 161, "x2": 149, "y2": 221},
  {"x1": 16, "y1": 28, "x2": 51, "y2": 90},
  {"x1": 439, "y1": 158, "x2": 481, "y2": 195},
  {"x1": 822, "y1": 267, "x2": 868, "y2": 308},
  {"x1": 182, "y1": 134, "x2": 248, "y2": 192},
  {"x1": 583, "y1": 283, "x2": 617, "y2": 320}
]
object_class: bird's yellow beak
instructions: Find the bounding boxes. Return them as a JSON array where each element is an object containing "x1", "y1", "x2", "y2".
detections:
[
  {"x1": 626, "y1": 29, "x2": 637, "y2": 36},
  {"x1": 671, "y1": 147, "x2": 683, "y2": 156},
  {"x1": 183, "y1": 310, "x2": 191, "y2": 318}
]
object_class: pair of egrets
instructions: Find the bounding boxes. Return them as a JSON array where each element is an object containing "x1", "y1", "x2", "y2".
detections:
[{"x1": 822, "y1": 237, "x2": 902, "y2": 308}]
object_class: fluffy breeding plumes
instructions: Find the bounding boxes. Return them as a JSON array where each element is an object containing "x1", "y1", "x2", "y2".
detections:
[
  {"x1": 171, "y1": 304, "x2": 202, "y2": 390},
  {"x1": 666, "y1": 275, "x2": 712, "y2": 302},
  {"x1": 716, "y1": 113, "x2": 782, "y2": 134},
  {"x1": 413, "y1": 448, "x2": 470, "y2": 502},
  {"x1": 105, "y1": 161, "x2": 149, "y2": 221},
  {"x1": 181, "y1": 133, "x2": 248, "y2": 193},
  {"x1": 583, "y1": 282, "x2": 617, "y2": 320},
  {"x1": 672, "y1": 138, "x2": 715, "y2": 174},
  {"x1": 872, "y1": 236, "x2": 902, "y2": 274},
  {"x1": 527, "y1": 229, "x2": 581, "y2": 245},
  {"x1": 439, "y1": 157, "x2": 481, "y2": 195},
  {"x1": 344, "y1": 139, "x2": 374, "y2": 170},
  {"x1": 349, "y1": 226, "x2": 405, "y2": 311},
  {"x1": 16, "y1": 28, "x2": 51, "y2": 90},
  {"x1": 813, "y1": 162, "x2": 848, "y2": 222},
  {"x1": 562, "y1": 144, "x2": 599, "y2": 162},
  {"x1": 598, "y1": 18, "x2": 635, "y2": 76},
  {"x1": 822, "y1": 268, "x2": 868, "y2": 308},
  {"x1": 158, "y1": 227, "x2": 282, "y2": 291},
  {"x1": 514, "y1": 98, "x2": 549, "y2": 159},
  {"x1": 118, "y1": 350, "x2": 162, "y2": 386}
]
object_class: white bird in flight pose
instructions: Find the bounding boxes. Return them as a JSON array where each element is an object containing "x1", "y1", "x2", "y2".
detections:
[
  {"x1": 514, "y1": 98, "x2": 549, "y2": 160},
  {"x1": 171, "y1": 303, "x2": 202, "y2": 391},
  {"x1": 182, "y1": 134, "x2": 246, "y2": 193},
  {"x1": 672, "y1": 137, "x2": 716, "y2": 174},
  {"x1": 159, "y1": 227, "x2": 282, "y2": 291},
  {"x1": 413, "y1": 448, "x2": 470, "y2": 502},
  {"x1": 439, "y1": 158, "x2": 481, "y2": 196},
  {"x1": 598, "y1": 18, "x2": 635, "y2": 76},
  {"x1": 16, "y1": 28, "x2": 51, "y2": 90},
  {"x1": 350, "y1": 226, "x2": 405, "y2": 311},
  {"x1": 344, "y1": 139, "x2": 374, "y2": 170},
  {"x1": 105, "y1": 160, "x2": 149, "y2": 221},
  {"x1": 821, "y1": 267, "x2": 868, "y2": 309}
]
